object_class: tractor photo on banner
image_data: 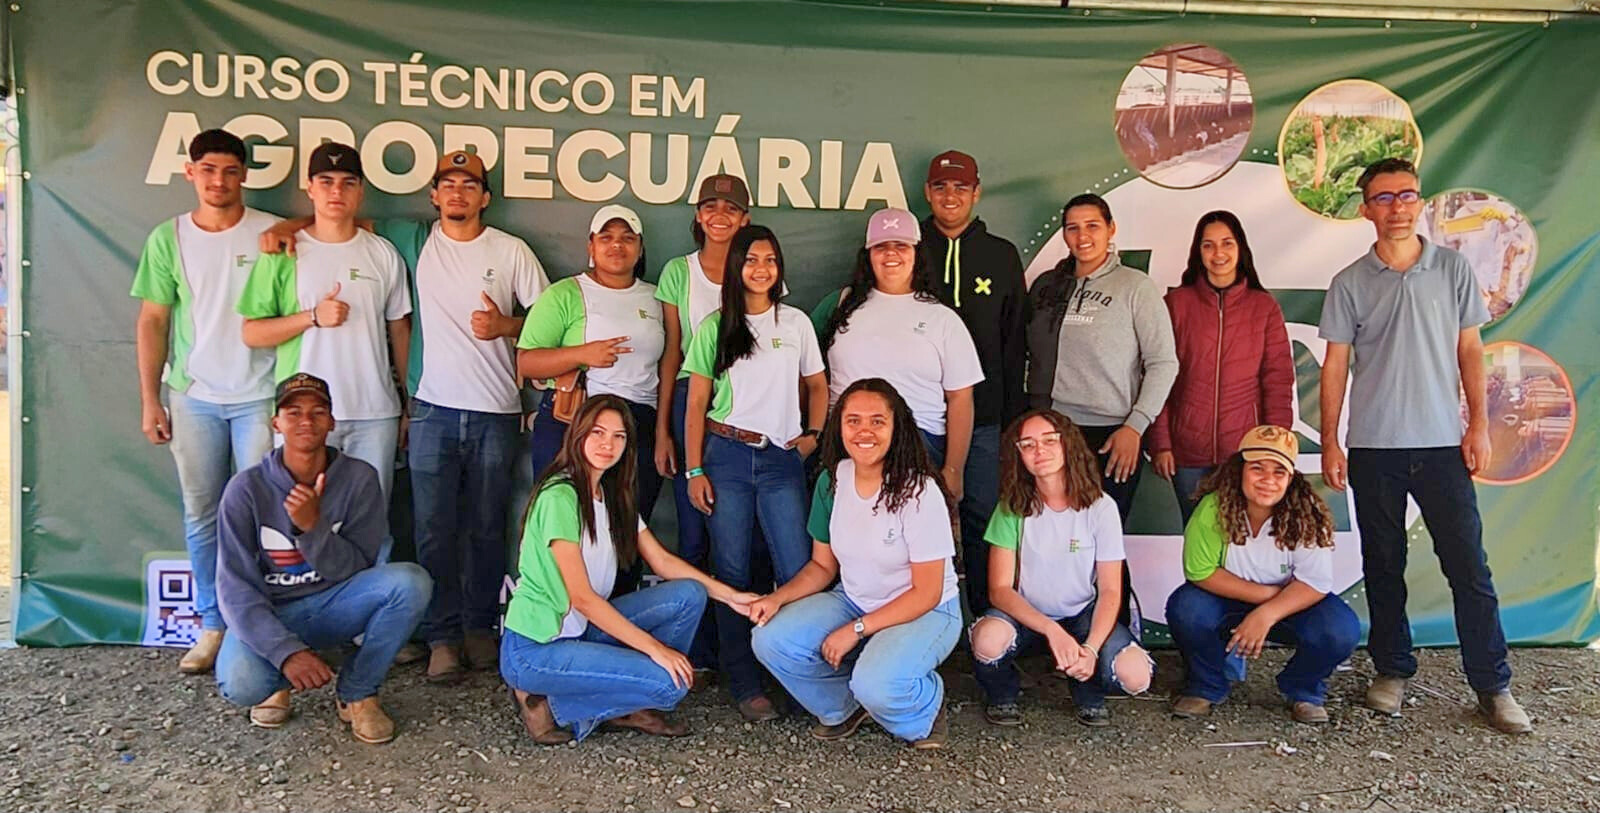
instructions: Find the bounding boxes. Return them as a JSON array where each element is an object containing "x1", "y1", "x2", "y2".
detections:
[{"x1": 7, "y1": 1, "x2": 1598, "y2": 647}]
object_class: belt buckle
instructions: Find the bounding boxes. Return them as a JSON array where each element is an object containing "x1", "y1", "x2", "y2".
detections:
[{"x1": 748, "y1": 434, "x2": 770, "y2": 450}]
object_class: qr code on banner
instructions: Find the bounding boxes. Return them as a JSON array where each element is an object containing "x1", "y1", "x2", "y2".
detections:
[{"x1": 140, "y1": 557, "x2": 203, "y2": 648}]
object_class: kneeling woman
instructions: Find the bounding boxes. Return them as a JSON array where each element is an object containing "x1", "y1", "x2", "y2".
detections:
[
  {"x1": 500, "y1": 395, "x2": 758, "y2": 744},
  {"x1": 750, "y1": 378, "x2": 962, "y2": 749},
  {"x1": 971, "y1": 409, "x2": 1152, "y2": 727},
  {"x1": 1167, "y1": 425, "x2": 1360, "y2": 724}
]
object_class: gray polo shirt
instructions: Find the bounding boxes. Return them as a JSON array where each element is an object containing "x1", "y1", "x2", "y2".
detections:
[{"x1": 1319, "y1": 237, "x2": 1489, "y2": 449}]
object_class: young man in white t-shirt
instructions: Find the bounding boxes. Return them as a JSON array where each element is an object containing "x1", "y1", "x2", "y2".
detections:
[
  {"x1": 132, "y1": 128, "x2": 281, "y2": 675},
  {"x1": 238, "y1": 142, "x2": 413, "y2": 510},
  {"x1": 384, "y1": 151, "x2": 548, "y2": 682}
]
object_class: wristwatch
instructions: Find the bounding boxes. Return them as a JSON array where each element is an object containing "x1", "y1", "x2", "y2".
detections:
[{"x1": 852, "y1": 618, "x2": 867, "y2": 638}]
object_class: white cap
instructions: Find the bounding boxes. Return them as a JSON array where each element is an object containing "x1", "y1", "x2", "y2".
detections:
[{"x1": 589, "y1": 204, "x2": 643, "y2": 236}]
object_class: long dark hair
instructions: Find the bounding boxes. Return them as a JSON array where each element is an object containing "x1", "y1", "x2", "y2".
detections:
[
  {"x1": 529, "y1": 394, "x2": 641, "y2": 567},
  {"x1": 713, "y1": 225, "x2": 786, "y2": 378},
  {"x1": 819, "y1": 246, "x2": 942, "y2": 358},
  {"x1": 818, "y1": 378, "x2": 952, "y2": 518},
  {"x1": 1179, "y1": 210, "x2": 1264, "y2": 290},
  {"x1": 997, "y1": 409, "x2": 1103, "y2": 515},
  {"x1": 1198, "y1": 454, "x2": 1333, "y2": 550}
]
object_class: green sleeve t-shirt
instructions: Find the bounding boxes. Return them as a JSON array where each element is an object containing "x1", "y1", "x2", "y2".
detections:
[
  {"x1": 503, "y1": 481, "x2": 585, "y2": 644},
  {"x1": 682, "y1": 305, "x2": 825, "y2": 445},
  {"x1": 1182, "y1": 492, "x2": 1229, "y2": 583}
]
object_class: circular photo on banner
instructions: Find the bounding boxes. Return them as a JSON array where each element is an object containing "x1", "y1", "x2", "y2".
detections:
[
  {"x1": 1114, "y1": 43, "x2": 1253, "y2": 189},
  {"x1": 1422, "y1": 189, "x2": 1538, "y2": 324},
  {"x1": 1467, "y1": 342, "x2": 1575, "y2": 485},
  {"x1": 1278, "y1": 79, "x2": 1423, "y2": 220}
]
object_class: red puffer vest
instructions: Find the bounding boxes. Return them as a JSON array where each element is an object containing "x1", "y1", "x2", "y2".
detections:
[{"x1": 1148, "y1": 282, "x2": 1294, "y2": 467}]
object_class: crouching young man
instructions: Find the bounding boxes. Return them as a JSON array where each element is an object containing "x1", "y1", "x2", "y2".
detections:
[{"x1": 215, "y1": 373, "x2": 432, "y2": 743}]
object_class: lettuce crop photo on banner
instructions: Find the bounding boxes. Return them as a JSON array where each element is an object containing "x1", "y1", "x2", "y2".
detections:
[{"x1": 8, "y1": 0, "x2": 1598, "y2": 646}]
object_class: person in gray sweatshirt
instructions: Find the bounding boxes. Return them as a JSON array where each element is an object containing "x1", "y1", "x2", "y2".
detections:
[
  {"x1": 215, "y1": 372, "x2": 432, "y2": 744},
  {"x1": 1025, "y1": 193, "x2": 1178, "y2": 523}
]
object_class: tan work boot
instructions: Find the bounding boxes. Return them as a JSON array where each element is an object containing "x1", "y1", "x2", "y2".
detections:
[
  {"x1": 249, "y1": 689, "x2": 292, "y2": 729},
  {"x1": 1477, "y1": 691, "x2": 1532, "y2": 734},
  {"x1": 463, "y1": 631, "x2": 499, "y2": 671},
  {"x1": 1365, "y1": 676, "x2": 1408, "y2": 716},
  {"x1": 393, "y1": 641, "x2": 428, "y2": 666},
  {"x1": 337, "y1": 696, "x2": 396, "y2": 744},
  {"x1": 909, "y1": 707, "x2": 949, "y2": 750},
  {"x1": 1170, "y1": 695, "x2": 1213, "y2": 718},
  {"x1": 1290, "y1": 701, "x2": 1330, "y2": 724},
  {"x1": 427, "y1": 642, "x2": 466, "y2": 685},
  {"x1": 179, "y1": 630, "x2": 225, "y2": 675},
  {"x1": 509, "y1": 687, "x2": 574, "y2": 745}
]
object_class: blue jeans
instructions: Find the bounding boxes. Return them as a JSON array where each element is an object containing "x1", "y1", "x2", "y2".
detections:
[
  {"x1": 407, "y1": 399, "x2": 520, "y2": 644},
  {"x1": 970, "y1": 605, "x2": 1143, "y2": 709},
  {"x1": 167, "y1": 390, "x2": 274, "y2": 631},
  {"x1": 499, "y1": 580, "x2": 707, "y2": 741},
  {"x1": 1166, "y1": 582, "x2": 1360, "y2": 705},
  {"x1": 703, "y1": 434, "x2": 814, "y2": 701},
  {"x1": 669, "y1": 377, "x2": 717, "y2": 668},
  {"x1": 1171, "y1": 465, "x2": 1215, "y2": 528},
  {"x1": 752, "y1": 590, "x2": 961, "y2": 741},
  {"x1": 215, "y1": 563, "x2": 432, "y2": 704},
  {"x1": 958, "y1": 424, "x2": 1001, "y2": 616},
  {"x1": 1348, "y1": 447, "x2": 1512, "y2": 693},
  {"x1": 327, "y1": 417, "x2": 400, "y2": 504}
]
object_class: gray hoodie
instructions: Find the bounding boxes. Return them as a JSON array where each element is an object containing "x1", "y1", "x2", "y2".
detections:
[
  {"x1": 1025, "y1": 256, "x2": 1178, "y2": 433},
  {"x1": 216, "y1": 448, "x2": 387, "y2": 668}
]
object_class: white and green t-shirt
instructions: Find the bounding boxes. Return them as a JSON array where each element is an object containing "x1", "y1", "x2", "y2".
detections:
[
  {"x1": 681, "y1": 305, "x2": 825, "y2": 445},
  {"x1": 1182, "y1": 492, "x2": 1334, "y2": 593},
  {"x1": 516, "y1": 274, "x2": 665, "y2": 406},
  {"x1": 410, "y1": 223, "x2": 550, "y2": 414},
  {"x1": 656, "y1": 252, "x2": 787, "y2": 379},
  {"x1": 130, "y1": 208, "x2": 281, "y2": 403},
  {"x1": 985, "y1": 494, "x2": 1125, "y2": 620},
  {"x1": 236, "y1": 229, "x2": 412, "y2": 420},
  {"x1": 825, "y1": 290, "x2": 984, "y2": 437},
  {"x1": 806, "y1": 462, "x2": 959, "y2": 614},
  {"x1": 504, "y1": 479, "x2": 648, "y2": 643}
]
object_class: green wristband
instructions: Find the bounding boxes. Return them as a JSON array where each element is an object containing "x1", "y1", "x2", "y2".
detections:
[{"x1": 686, "y1": 467, "x2": 706, "y2": 479}]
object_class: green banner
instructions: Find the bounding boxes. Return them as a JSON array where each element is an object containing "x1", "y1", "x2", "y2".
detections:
[{"x1": 11, "y1": 1, "x2": 1599, "y2": 646}]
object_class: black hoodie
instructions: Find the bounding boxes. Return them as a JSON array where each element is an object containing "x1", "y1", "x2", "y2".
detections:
[{"x1": 919, "y1": 216, "x2": 1027, "y2": 428}]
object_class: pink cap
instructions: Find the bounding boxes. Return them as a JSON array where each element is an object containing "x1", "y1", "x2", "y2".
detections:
[{"x1": 865, "y1": 208, "x2": 920, "y2": 249}]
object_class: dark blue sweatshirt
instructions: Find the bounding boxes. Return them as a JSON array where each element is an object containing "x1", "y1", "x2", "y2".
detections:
[{"x1": 216, "y1": 447, "x2": 387, "y2": 668}]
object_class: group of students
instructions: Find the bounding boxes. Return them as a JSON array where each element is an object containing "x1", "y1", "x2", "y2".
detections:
[{"x1": 131, "y1": 129, "x2": 1531, "y2": 747}]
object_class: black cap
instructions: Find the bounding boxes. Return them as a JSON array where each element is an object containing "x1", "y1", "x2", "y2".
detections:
[
  {"x1": 307, "y1": 142, "x2": 363, "y2": 180},
  {"x1": 275, "y1": 372, "x2": 333, "y2": 411}
]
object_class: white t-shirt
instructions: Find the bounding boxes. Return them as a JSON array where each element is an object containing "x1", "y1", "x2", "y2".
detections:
[
  {"x1": 556, "y1": 497, "x2": 620, "y2": 640},
  {"x1": 131, "y1": 208, "x2": 282, "y2": 403},
  {"x1": 517, "y1": 274, "x2": 666, "y2": 406},
  {"x1": 1224, "y1": 517, "x2": 1335, "y2": 594},
  {"x1": 681, "y1": 305, "x2": 825, "y2": 445},
  {"x1": 824, "y1": 460, "x2": 959, "y2": 614},
  {"x1": 413, "y1": 223, "x2": 550, "y2": 413},
  {"x1": 825, "y1": 291, "x2": 984, "y2": 436},
  {"x1": 237, "y1": 229, "x2": 413, "y2": 420},
  {"x1": 984, "y1": 494, "x2": 1125, "y2": 619}
]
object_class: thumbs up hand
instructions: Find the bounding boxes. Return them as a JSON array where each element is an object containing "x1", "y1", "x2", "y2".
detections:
[
  {"x1": 314, "y1": 282, "x2": 349, "y2": 328},
  {"x1": 471, "y1": 291, "x2": 510, "y2": 340},
  {"x1": 284, "y1": 472, "x2": 327, "y2": 532}
]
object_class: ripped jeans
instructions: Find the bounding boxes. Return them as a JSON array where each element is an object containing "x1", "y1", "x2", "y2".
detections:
[{"x1": 970, "y1": 605, "x2": 1146, "y2": 709}]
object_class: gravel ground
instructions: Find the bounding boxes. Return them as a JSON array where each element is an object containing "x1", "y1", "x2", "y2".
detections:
[{"x1": 2, "y1": 643, "x2": 1598, "y2": 812}]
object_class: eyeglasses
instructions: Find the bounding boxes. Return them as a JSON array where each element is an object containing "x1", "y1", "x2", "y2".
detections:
[
  {"x1": 1014, "y1": 432, "x2": 1062, "y2": 453},
  {"x1": 1364, "y1": 190, "x2": 1421, "y2": 207}
]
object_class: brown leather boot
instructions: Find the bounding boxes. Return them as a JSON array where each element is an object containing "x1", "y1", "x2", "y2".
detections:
[
  {"x1": 1364, "y1": 676, "x2": 1407, "y2": 716},
  {"x1": 510, "y1": 687, "x2": 574, "y2": 745},
  {"x1": 1477, "y1": 690, "x2": 1532, "y2": 734},
  {"x1": 336, "y1": 697, "x2": 395, "y2": 744},
  {"x1": 608, "y1": 709, "x2": 689, "y2": 737},
  {"x1": 179, "y1": 630, "x2": 224, "y2": 675},
  {"x1": 427, "y1": 642, "x2": 466, "y2": 685},
  {"x1": 1170, "y1": 695, "x2": 1213, "y2": 718},
  {"x1": 809, "y1": 707, "x2": 870, "y2": 741}
]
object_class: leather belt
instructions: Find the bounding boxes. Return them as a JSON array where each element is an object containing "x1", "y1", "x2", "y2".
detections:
[{"x1": 707, "y1": 418, "x2": 772, "y2": 449}]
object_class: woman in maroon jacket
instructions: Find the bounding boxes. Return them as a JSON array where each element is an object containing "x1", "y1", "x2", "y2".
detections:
[{"x1": 1150, "y1": 211, "x2": 1294, "y2": 525}]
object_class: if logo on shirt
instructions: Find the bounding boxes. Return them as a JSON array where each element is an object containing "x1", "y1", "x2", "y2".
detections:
[
  {"x1": 771, "y1": 337, "x2": 784, "y2": 349},
  {"x1": 235, "y1": 254, "x2": 250, "y2": 269},
  {"x1": 913, "y1": 321, "x2": 928, "y2": 335},
  {"x1": 882, "y1": 526, "x2": 899, "y2": 546},
  {"x1": 1280, "y1": 563, "x2": 1291, "y2": 575},
  {"x1": 482, "y1": 268, "x2": 496, "y2": 283},
  {"x1": 348, "y1": 268, "x2": 377, "y2": 282},
  {"x1": 637, "y1": 308, "x2": 655, "y2": 320},
  {"x1": 1069, "y1": 538, "x2": 1081, "y2": 554}
]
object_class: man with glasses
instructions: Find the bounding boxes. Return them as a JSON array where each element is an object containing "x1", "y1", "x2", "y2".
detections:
[{"x1": 1318, "y1": 157, "x2": 1530, "y2": 734}]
